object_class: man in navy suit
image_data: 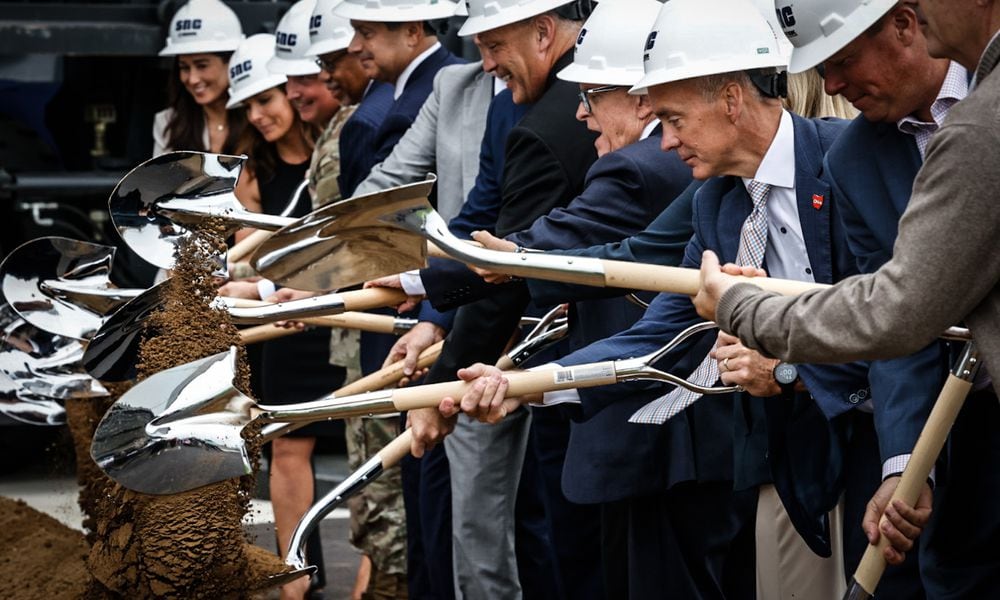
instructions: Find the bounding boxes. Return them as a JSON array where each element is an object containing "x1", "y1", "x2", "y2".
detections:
[
  {"x1": 367, "y1": 0, "x2": 601, "y2": 597},
  {"x1": 332, "y1": 0, "x2": 463, "y2": 199},
  {"x1": 448, "y1": 1, "x2": 871, "y2": 597},
  {"x1": 451, "y1": 2, "x2": 745, "y2": 597},
  {"x1": 771, "y1": 1, "x2": 1000, "y2": 597}
]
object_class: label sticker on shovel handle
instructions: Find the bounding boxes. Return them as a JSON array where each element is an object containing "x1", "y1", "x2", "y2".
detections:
[{"x1": 553, "y1": 364, "x2": 615, "y2": 385}]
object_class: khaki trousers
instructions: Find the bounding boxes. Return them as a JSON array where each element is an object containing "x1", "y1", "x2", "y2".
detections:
[{"x1": 755, "y1": 484, "x2": 845, "y2": 600}]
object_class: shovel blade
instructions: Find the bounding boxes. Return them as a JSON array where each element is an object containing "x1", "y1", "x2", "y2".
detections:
[
  {"x1": 2, "y1": 320, "x2": 107, "y2": 399},
  {"x1": 109, "y1": 151, "x2": 242, "y2": 270},
  {"x1": 0, "y1": 372, "x2": 65, "y2": 426},
  {"x1": 82, "y1": 279, "x2": 169, "y2": 381},
  {"x1": 0, "y1": 237, "x2": 121, "y2": 340},
  {"x1": 91, "y1": 347, "x2": 257, "y2": 495},
  {"x1": 252, "y1": 177, "x2": 437, "y2": 291}
]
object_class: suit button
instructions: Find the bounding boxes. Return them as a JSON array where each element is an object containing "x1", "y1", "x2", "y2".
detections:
[{"x1": 849, "y1": 393, "x2": 860, "y2": 404}]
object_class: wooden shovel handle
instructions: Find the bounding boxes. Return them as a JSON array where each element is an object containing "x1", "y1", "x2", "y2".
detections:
[
  {"x1": 389, "y1": 362, "x2": 617, "y2": 411},
  {"x1": 263, "y1": 341, "x2": 446, "y2": 441},
  {"x1": 341, "y1": 287, "x2": 409, "y2": 311},
  {"x1": 337, "y1": 340, "x2": 444, "y2": 396},
  {"x1": 228, "y1": 229, "x2": 272, "y2": 264},
  {"x1": 240, "y1": 324, "x2": 302, "y2": 344},
  {"x1": 601, "y1": 261, "x2": 821, "y2": 296},
  {"x1": 852, "y1": 372, "x2": 973, "y2": 594},
  {"x1": 428, "y1": 242, "x2": 824, "y2": 297},
  {"x1": 377, "y1": 429, "x2": 414, "y2": 468}
]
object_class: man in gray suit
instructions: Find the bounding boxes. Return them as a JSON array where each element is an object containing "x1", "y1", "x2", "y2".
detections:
[{"x1": 353, "y1": 59, "x2": 494, "y2": 222}]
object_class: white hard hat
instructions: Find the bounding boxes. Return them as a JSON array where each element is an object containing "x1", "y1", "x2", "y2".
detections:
[
  {"x1": 455, "y1": 0, "x2": 468, "y2": 17},
  {"x1": 631, "y1": 0, "x2": 787, "y2": 94},
  {"x1": 459, "y1": 0, "x2": 575, "y2": 37},
  {"x1": 752, "y1": 0, "x2": 793, "y2": 62},
  {"x1": 776, "y1": 0, "x2": 897, "y2": 73},
  {"x1": 268, "y1": 0, "x2": 322, "y2": 75},
  {"x1": 226, "y1": 34, "x2": 288, "y2": 108},
  {"x1": 557, "y1": 0, "x2": 661, "y2": 87},
  {"x1": 333, "y1": 0, "x2": 460, "y2": 23},
  {"x1": 307, "y1": 0, "x2": 355, "y2": 56},
  {"x1": 160, "y1": 0, "x2": 245, "y2": 56}
]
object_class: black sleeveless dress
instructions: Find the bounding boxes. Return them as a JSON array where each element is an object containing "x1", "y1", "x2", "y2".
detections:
[{"x1": 259, "y1": 157, "x2": 346, "y2": 437}]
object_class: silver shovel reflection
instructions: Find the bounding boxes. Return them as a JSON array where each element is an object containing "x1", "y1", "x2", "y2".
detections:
[{"x1": 0, "y1": 237, "x2": 144, "y2": 340}]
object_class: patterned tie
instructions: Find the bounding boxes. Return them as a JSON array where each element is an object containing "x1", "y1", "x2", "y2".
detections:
[{"x1": 630, "y1": 180, "x2": 772, "y2": 424}]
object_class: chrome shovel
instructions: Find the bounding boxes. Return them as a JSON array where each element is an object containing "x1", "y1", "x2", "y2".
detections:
[
  {"x1": 251, "y1": 175, "x2": 817, "y2": 297},
  {"x1": 0, "y1": 237, "x2": 144, "y2": 340},
  {"x1": 91, "y1": 320, "x2": 733, "y2": 495}
]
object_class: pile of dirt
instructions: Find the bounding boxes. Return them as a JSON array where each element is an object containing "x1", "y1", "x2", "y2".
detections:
[
  {"x1": 81, "y1": 223, "x2": 288, "y2": 598},
  {"x1": 0, "y1": 222, "x2": 294, "y2": 599},
  {"x1": 0, "y1": 496, "x2": 89, "y2": 600}
]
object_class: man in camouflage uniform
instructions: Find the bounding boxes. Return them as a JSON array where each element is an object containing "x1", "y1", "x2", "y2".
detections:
[{"x1": 307, "y1": 1, "x2": 409, "y2": 597}]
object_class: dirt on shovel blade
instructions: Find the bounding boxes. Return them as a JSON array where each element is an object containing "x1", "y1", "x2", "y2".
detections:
[{"x1": 2, "y1": 220, "x2": 288, "y2": 599}]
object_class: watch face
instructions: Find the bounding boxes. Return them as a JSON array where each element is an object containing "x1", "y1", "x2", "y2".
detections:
[{"x1": 774, "y1": 362, "x2": 798, "y2": 385}]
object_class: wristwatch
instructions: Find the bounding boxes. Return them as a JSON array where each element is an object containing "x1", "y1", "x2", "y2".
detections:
[{"x1": 772, "y1": 362, "x2": 799, "y2": 394}]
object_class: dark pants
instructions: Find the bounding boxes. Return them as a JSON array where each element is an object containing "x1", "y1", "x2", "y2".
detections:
[
  {"x1": 516, "y1": 434, "x2": 562, "y2": 600},
  {"x1": 921, "y1": 389, "x2": 1000, "y2": 599},
  {"x1": 842, "y1": 411, "x2": 925, "y2": 599},
  {"x1": 529, "y1": 407, "x2": 604, "y2": 600},
  {"x1": 401, "y1": 441, "x2": 453, "y2": 600},
  {"x1": 602, "y1": 484, "x2": 755, "y2": 600}
]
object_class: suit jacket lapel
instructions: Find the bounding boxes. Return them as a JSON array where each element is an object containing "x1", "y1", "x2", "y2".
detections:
[
  {"x1": 873, "y1": 122, "x2": 922, "y2": 217},
  {"x1": 791, "y1": 114, "x2": 835, "y2": 284}
]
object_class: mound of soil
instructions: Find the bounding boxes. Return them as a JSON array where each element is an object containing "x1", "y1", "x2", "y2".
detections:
[
  {"x1": 0, "y1": 496, "x2": 89, "y2": 600},
  {"x1": 2, "y1": 221, "x2": 289, "y2": 599}
]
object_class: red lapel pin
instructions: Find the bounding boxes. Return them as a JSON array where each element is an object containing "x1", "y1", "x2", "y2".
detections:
[{"x1": 812, "y1": 194, "x2": 824, "y2": 210}]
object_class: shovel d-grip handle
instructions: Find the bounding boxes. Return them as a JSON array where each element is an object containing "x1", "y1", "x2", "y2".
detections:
[{"x1": 848, "y1": 342, "x2": 979, "y2": 599}]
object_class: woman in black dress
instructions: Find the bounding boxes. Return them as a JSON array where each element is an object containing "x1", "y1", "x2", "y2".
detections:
[{"x1": 217, "y1": 33, "x2": 344, "y2": 600}]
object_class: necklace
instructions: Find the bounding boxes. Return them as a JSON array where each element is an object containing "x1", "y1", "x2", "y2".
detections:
[{"x1": 213, "y1": 123, "x2": 225, "y2": 132}]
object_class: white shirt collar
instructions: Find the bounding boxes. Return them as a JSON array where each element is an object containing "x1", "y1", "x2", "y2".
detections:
[
  {"x1": 640, "y1": 119, "x2": 658, "y2": 141},
  {"x1": 394, "y1": 41, "x2": 441, "y2": 100},
  {"x1": 742, "y1": 109, "x2": 795, "y2": 191},
  {"x1": 492, "y1": 75, "x2": 505, "y2": 96}
]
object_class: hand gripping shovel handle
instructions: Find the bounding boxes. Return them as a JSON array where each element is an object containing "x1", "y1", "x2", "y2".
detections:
[
  {"x1": 845, "y1": 341, "x2": 980, "y2": 600},
  {"x1": 261, "y1": 362, "x2": 619, "y2": 423},
  {"x1": 282, "y1": 337, "x2": 534, "y2": 575}
]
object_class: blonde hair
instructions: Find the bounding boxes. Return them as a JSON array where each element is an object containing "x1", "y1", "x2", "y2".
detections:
[{"x1": 783, "y1": 69, "x2": 859, "y2": 119}]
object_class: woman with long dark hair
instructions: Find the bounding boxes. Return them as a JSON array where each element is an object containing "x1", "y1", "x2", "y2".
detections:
[{"x1": 153, "y1": 0, "x2": 248, "y2": 155}]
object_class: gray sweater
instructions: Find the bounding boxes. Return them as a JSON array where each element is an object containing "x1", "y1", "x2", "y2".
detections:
[{"x1": 718, "y1": 32, "x2": 1000, "y2": 396}]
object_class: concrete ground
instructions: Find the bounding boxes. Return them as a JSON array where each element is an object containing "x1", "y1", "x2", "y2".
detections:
[{"x1": 0, "y1": 443, "x2": 360, "y2": 599}]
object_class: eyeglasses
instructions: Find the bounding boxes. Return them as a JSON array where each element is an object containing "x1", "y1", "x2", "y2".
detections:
[
  {"x1": 314, "y1": 52, "x2": 347, "y2": 72},
  {"x1": 578, "y1": 85, "x2": 621, "y2": 114}
]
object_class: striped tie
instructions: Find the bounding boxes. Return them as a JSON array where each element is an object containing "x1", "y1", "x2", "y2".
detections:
[{"x1": 630, "y1": 180, "x2": 772, "y2": 424}]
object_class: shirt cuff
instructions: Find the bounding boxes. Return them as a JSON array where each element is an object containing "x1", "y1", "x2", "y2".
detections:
[
  {"x1": 526, "y1": 363, "x2": 581, "y2": 407},
  {"x1": 882, "y1": 453, "x2": 935, "y2": 486},
  {"x1": 399, "y1": 270, "x2": 426, "y2": 296},
  {"x1": 256, "y1": 279, "x2": 276, "y2": 301}
]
